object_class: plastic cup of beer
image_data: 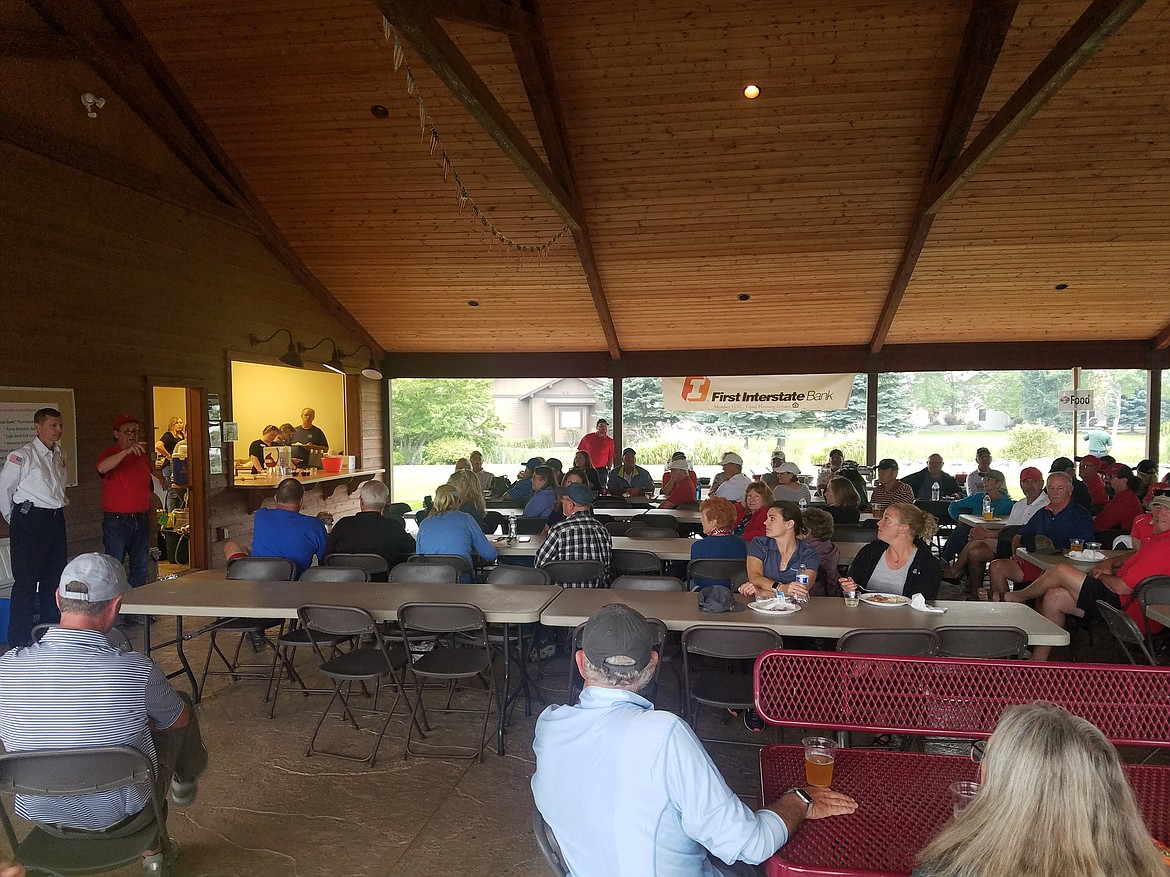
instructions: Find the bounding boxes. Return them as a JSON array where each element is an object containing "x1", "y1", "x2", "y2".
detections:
[
  {"x1": 950, "y1": 780, "x2": 980, "y2": 817},
  {"x1": 802, "y1": 736, "x2": 838, "y2": 787}
]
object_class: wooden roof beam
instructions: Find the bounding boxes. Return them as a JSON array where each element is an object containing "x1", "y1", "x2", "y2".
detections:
[
  {"x1": 922, "y1": 0, "x2": 1147, "y2": 216},
  {"x1": 869, "y1": 0, "x2": 1019, "y2": 354},
  {"x1": 25, "y1": 0, "x2": 385, "y2": 356},
  {"x1": 0, "y1": 29, "x2": 78, "y2": 59},
  {"x1": 508, "y1": 0, "x2": 621, "y2": 359},
  {"x1": 1154, "y1": 320, "x2": 1170, "y2": 350},
  {"x1": 427, "y1": 0, "x2": 540, "y2": 35},
  {"x1": 375, "y1": 0, "x2": 583, "y2": 231}
]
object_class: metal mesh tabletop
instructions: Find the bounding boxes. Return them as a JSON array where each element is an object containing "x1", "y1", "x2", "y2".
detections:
[{"x1": 759, "y1": 746, "x2": 1170, "y2": 877}]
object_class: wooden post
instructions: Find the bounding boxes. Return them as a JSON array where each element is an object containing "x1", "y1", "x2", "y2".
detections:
[
  {"x1": 1148, "y1": 368, "x2": 1162, "y2": 465},
  {"x1": 1072, "y1": 367, "x2": 1080, "y2": 457},
  {"x1": 384, "y1": 378, "x2": 395, "y2": 499},
  {"x1": 866, "y1": 372, "x2": 879, "y2": 467},
  {"x1": 611, "y1": 377, "x2": 622, "y2": 467}
]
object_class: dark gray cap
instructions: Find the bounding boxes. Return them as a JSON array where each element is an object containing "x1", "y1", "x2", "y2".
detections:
[{"x1": 582, "y1": 603, "x2": 653, "y2": 672}]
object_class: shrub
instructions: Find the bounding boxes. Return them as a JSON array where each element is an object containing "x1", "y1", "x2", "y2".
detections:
[
  {"x1": 392, "y1": 447, "x2": 404, "y2": 466},
  {"x1": 815, "y1": 436, "x2": 865, "y2": 464},
  {"x1": 1001, "y1": 424, "x2": 1061, "y2": 463},
  {"x1": 420, "y1": 436, "x2": 473, "y2": 466}
]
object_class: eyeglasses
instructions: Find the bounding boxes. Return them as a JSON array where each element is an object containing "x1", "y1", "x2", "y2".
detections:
[{"x1": 118, "y1": 427, "x2": 140, "y2": 435}]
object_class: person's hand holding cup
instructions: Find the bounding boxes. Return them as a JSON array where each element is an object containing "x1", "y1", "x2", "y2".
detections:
[{"x1": 840, "y1": 576, "x2": 860, "y2": 607}]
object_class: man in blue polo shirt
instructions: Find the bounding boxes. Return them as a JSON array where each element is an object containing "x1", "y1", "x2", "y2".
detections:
[
  {"x1": 0, "y1": 554, "x2": 207, "y2": 849},
  {"x1": 986, "y1": 471, "x2": 1095, "y2": 599},
  {"x1": 533, "y1": 603, "x2": 855, "y2": 877},
  {"x1": 223, "y1": 478, "x2": 329, "y2": 576},
  {"x1": 504, "y1": 457, "x2": 544, "y2": 503},
  {"x1": 607, "y1": 447, "x2": 655, "y2": 498}
]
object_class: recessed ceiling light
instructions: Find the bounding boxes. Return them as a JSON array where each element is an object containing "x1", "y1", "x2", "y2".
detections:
[
  {"x1": 737, "y1": 293, "x2": 751, "y2": 302},
  {"x1": 370, "y1": 104, "x2": 389, "y2": 118},
  {"x1": 1054, "y1": 283, "x2": 1069, "y2": 290},
  {"x1": 743, "y1": 84, "x2": 760, "y2": 99},
  {"x1": 467, "y1": 300, "x2": 480, "y2": 307}
]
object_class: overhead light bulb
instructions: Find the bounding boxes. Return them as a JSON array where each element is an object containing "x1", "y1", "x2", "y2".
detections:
[{"x1": 743, "y1": 84, "x2": 760, "y2": 99}]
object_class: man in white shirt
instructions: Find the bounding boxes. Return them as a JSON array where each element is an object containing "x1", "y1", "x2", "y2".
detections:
[
  {"x1": 712, "y1": 452, "x2": 751, "y2": 503},
  {"x1": 944, "y1": 466, "x2": 1047, "y2": 597},
  {"x1": 0, "y1": 407, "x2": 68, "y2": 646}
]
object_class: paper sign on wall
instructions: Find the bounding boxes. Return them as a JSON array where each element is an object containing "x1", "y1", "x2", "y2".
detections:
[
  {"x1": 1058, "y1": 389, "x2": 1092, "y2": 413},
  {"x1": 662, "y1": 374, "x2": 856, "y2": 412}
]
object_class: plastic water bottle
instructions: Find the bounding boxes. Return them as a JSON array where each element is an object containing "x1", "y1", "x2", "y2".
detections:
[
  {"x1": 793, "y1": 565, "x2": 810, "y2": 604},
  {"x1": 982, "y1": 493, "x2": 993, "y2": 521},
  {"x1": 508, "y1": 513, "x2": 517, "y2": 541},
  {"x1": 931, "y1": 481, "x2": 940, "y2": 502},
  {"x1": 798, "y1": 497, "x2": 808, "y2": 511},
  {"x1": 696, "y1": 479, "x2": 701, "y2": 501}
]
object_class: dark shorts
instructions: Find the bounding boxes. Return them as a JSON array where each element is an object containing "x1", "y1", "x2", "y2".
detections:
[{"x1": 1075, "y1": 575, "x2": 1122, "y2": 621}]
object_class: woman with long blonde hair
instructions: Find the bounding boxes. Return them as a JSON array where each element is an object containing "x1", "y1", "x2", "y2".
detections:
[{"x1": 914, "y1": 702, "x2": 1165, "y2": 877}]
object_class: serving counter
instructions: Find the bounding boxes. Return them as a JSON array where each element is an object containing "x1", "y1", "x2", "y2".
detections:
[{"x1": 231, "y1": 467, "x2": 386, "y2": 513}]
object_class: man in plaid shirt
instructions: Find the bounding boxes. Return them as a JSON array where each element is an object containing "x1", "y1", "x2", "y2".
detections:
[{"x1": 536, "y1": 483, "x2": 612, "y2": 587}]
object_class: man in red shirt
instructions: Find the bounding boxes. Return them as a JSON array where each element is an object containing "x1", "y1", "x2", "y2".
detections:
[
  {"x1": 97, "y1": 414, "x2": 165, "y2": 592},
  {"x1": 1078, "y1": 455, "x2": 1108, "y2": 510},
  {"x1": 577, "y1": 419, "x2": 615, "y2": 480},
  {"x1": 1006, "y1": 496, "x2": 1170, "y2": 660}
]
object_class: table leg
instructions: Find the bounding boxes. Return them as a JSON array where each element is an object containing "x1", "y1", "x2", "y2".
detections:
[
  {"x1": 175, "y1": 616, "x2": 199, "y2": 702},
  {"x1": 497, "y1": 622, "x2": 510, "y2": 756}
]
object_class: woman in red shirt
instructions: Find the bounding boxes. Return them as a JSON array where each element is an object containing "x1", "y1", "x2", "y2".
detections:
[
  {"x1": 733, "y1": 481, "x2": 772, "y2": 542},
  {"x1": 659, "y1": 457, "x2": 698, "y2": 508}
]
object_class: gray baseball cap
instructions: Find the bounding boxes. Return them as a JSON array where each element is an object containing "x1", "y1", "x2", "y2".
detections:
[{"x1": 58, "y1": 553, "x2": 130, "y2": 603}]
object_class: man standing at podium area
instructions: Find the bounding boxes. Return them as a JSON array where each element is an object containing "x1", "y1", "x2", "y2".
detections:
[
  {"x1": 0, "y1": 407, "x2": 68, "y2": 646},
  {"x1": 577, "y1": 418, "x2": 615, "y2": 481},
  {"x1": 97, "y1": 414, "x2": 165, "y2": 592}
]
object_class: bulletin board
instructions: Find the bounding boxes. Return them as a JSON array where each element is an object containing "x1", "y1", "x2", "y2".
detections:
[{"x1": 0, "y1": 386, "x2": 79, "y2": 487}]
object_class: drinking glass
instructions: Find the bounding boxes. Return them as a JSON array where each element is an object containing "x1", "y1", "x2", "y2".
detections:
[
  {"x1": 802, "y1": 736, "x2": 838, "y2": 787},
  {"x1": 1069, "y1": 538, "x2": 1084, "y2": 553},
  {"x1": 843, "y1": 582, "x2": 859, "y2": 607},
  {"x1": 950, "y1": 781, "x2": 980, "y2": 817}
]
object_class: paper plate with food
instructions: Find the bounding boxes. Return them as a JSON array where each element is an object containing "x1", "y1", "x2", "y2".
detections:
[{"x1": 859, "y1": 593, "x2": 910, "y2": 607}]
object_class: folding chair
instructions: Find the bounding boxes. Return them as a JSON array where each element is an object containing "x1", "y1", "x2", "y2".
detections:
[
  {"x1": 610, "y1": 548, "x2": 662, "y2": 577},
  {"x1": 935, "y1": 625, "x2": 1028, "y2": 659},
  {"x1": 199, "y1": 556, "x2": 293, "y2": 698},
  {"x1": 0, "y1": 746, "x2": 176, "y2": 875},
  {"x1": 633, "y1": 514, "x2": 681, "y2": 533},
  {"x1": 1097, "y1": 601, "x2": 1159, "y2": 665},
  {"x1": 300, "y1": 604, "x2": 418, "y2": 766},
  {"x1": 682, "y1": 625, "x2": 784, "y2": 746},
  {"x1": 686, "y1": 558, "x2": 748, "y2": 589},
  {"x1": 390, "y1": 562, "x2": 460, "y2": 584},
  {"x1": 1137, "y1": 575, "x2": 1170, "y2": 660},
  {"x1": 485, "y1": 566, "x2": 552, "y2": 585},
  {"x1": 408, "y1": 553, "x2": 473, "y2": 581},
  {"x1": 325, "y1": 552, "x2": 391, "y2": 581},
  {"x1": 541, "y1": 560, "x2": 607, "y2": 589},
  {"x1": 626, "y1": 525, "x2": 680, "y2": 539},
  {"x1": 399, "y1": 603, "x2": 496, "y2": 762},
  {"x1": 604, "y1": 520, "x2": 633, "y2": 537},
  {"x1": 533, "y1": 807, "x2": 568, "y2": 876},
  {"x1": 837, "y1": 628, "x2": 938, "y2": 656}
]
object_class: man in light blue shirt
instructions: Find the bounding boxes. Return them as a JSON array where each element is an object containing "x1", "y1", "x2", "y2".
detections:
[{"x1": 532, "y1": 604, "x2": 855, "y2": 876}]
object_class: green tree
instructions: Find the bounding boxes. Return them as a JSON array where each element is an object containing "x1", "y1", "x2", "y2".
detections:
[
  {"x1": 1118, "y1": 389, "x2": 1147, "y2": 433},
  {"x1": 877, "y1": 373, "x2": 914, "y2": 436},
  {"x1": 391, "y1": 378, "x2": 504, "y2": 464},
  {"x1": 818, "y1": 374, "x2": 867, "y2": 434},
  {"x1": 1017, "y1": 370, "x2": 1068, "y2": 427},
  {"x1": 912, "y1": 371, "x2": 991, "y2": 423},
  {"x1": 598, "y1": 378, "x2": 682, "y2": 441}
]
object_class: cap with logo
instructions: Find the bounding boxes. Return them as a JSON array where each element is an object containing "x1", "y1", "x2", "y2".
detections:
[
  {"x1": 581, "y1": 603, "x2": 653, "y2": 672},
  {"x1": 1019, "y1": 466, "x2": 1044, "y2": 481},
  {"x1": 1079, "y1": 455, "x2": 1102, "y2": 467},
  {"x1": 58, "y1": 553, "x2": 130, "y2": 603}
]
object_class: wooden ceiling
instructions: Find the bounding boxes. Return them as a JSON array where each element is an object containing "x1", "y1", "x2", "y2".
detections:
[{"x1": 7, "y1": 0, "x2": 1170, "y2": 363}]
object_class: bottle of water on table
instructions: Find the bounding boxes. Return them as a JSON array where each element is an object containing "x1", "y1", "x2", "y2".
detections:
[
  {"x1": 793, "y1": 564, "x2": 810, "y2": 604},
  {"x1": 508, "y1": 513, "x2": 517, "y2": 542},
  {"x1": 932, "y1": 481, "x2": 940, "y2": 502}
]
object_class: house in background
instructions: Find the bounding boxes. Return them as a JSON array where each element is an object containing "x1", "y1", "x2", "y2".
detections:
[
  {"x1": 491, "y1": 378, "x2": 605, "y2": 444},
  {"x1": 963, "y1": 405, "x2": 1013, "y2": 431}
]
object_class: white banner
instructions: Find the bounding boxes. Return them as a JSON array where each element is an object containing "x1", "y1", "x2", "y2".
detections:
[
  {"x1": 662, "y1": 374, "x2": 857, "y2": 412},
  {"x1": 1058, "y1": 389, "x2": 1092, "y2": 413}
]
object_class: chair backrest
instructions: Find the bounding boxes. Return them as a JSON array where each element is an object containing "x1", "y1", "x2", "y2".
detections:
[
  {"x1": 683, "y1": 624, "x2": 784, "y2": 660},
  {"x1": 686, "y1": 558, "x2": 748, "y2": 585},
  {"x1": 299, "y1": 566, "x2": 370, "y2": 583},
  {"x1": 837, "y1": 628, "x2": 939, "y2": 656},
  {"x1": 298, "y1": 603, "x2": 379, "y2": 639},
  {"x1": 604, "y1": 520, "x2": 633, "y2": 537},
  {"x1": 532, "y1": 808, "x2": 568, "y2": 877},
  {"x1": 541, "y1": 560, "x2": 607, "y2": 588},
  {"x1": 833, "y1": 526, "x2": 880, "y2": 543},
  {"x1": 325, "y1": 552, "x2": 391, "y2": 579},
  {"x1": 385, "y1": 502, "x2": 413, "y2": 519},
  {"x1": 1137, "y1": 575, "x2": 1170, "y2": 618},
  {"x1": 592, "y1": 497, "x2": 631, "y2": 509},
  {"x1": 516, "y1": 516, "x2": 548, "y2": 535},
  {"x1": 914, "y1": 499, "x2": 953, "y2": 523},
  {"x1": 227, "y1": 555, "x2": 296, "y2": 581},
  {"x1": 633, "y1": 514, "x2": 681, "y2": 533},
  {"x1": 935, "y1": 626, "x2": 1028, "y2": 659},
  {"x1": 399, "y1": 601, "x2": 487, "y2": 635},
  {"x1": 612, "y1": 575, "x2": 685, "y2": 592},
  {"x1": 409, "y1": 553, "x2": 472, "y2": 576},
  {"x1": 1096, "y1": 601, "x2": 1157, "y2": 665},
  {"x1": 731, "y1": 570, "x2": 750, "y2": 587},
  {"x1": 486, "y1": 565, "x2": 552, "y2": 586},
  {"x1": 610, "y1": 548, "x2": 661, "y2": 575},
  {"x1": 626, "y1": 525, "x2": 680, "y2": 539},
  {"x1": 390, "y1": 562, "x2": 460, "y2": 584}
]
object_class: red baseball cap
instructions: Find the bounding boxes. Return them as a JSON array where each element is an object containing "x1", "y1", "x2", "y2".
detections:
[
  {"x1": 111, "y1": 413, "x2": 139, "y2": 431},
  {"x1": 1079, "y1": 454, "x2": 1102, "y2": 467},
  {"x1": 1019, "y1": 466, "x2": 1043, "y2": 481}
]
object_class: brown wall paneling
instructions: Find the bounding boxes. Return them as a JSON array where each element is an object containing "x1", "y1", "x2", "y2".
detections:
[{"x1": 1, "y1": 144, "x2": 381, "y2": 568}]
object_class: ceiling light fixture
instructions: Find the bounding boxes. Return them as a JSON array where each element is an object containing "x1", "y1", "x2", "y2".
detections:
[
  {"x1": 743, "y1": 84, "x2": 760, "y2": 99},
  {"x1": 1054, "y1": 283, "x2": 1070, "y2": 290},
  {"x1": 302, "y1": 337, "x2": 346, "y2": 374},
  {"x1": 249, "y1": 328, "x2": 304, "y2": 368},
  {"x1": 81, "y1": 92, "x2": 106, "y2": 118},
  {"x1": 370, "y1": 104, "x2": 389, "y2": 118}
]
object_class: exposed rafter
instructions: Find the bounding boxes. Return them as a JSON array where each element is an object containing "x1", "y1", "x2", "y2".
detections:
[
  {"x1": 375, "y1": 0, "x2": 583, "y2": 231},
  {"x1": 921, "y1": 0, "x2": 1148, "y2": 216},
  {"x1": 428, "y1": 0, "x2": 539, "y2": 34},
  {"x1": 0, "y1": 112, "x2": 258, "y2": 234},
  {"x1": 508, "y1": 0, "x2": 621, "y2": 359},
  {"x1": 25, "y1": 0, "x2": 384, "y2": 356},
  {"x1": 1155, "y1": 320, "x2": 1170, "y2": 350},
  {"x1": 869, "y1": 0, "x2": 1019, "y2": 354}
]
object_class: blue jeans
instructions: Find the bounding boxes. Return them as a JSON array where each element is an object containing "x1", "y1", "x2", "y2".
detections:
[{"x1": 102, "y1": 512, "x2": 151, "y2": 587}]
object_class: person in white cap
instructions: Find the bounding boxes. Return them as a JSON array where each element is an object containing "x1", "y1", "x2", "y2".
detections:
[
  {"x1": 532, "y1": 603, "x2": 856, "y2": 876},
  {"x1": 770, "y1": 463, "x2": 812, "y2": 505},
  {"x1": 0, "y1": 553, "x2": 207, "y2": 849},
  {"x1": 712, "y1": 452, "x2": 751, "y2": 504}
]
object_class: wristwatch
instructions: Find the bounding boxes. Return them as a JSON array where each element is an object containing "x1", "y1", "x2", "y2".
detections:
[
  {"x1": 772, "y1": 580, "x2": 782, "y2": 592},
  {"x1": 785, "y1": 787, "x2": 814, "y2": 816}
]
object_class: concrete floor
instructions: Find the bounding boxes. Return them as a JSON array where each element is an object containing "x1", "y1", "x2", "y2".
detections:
[{"x1": 5, "y1": 576, "x2": 1161, "y2": 876}]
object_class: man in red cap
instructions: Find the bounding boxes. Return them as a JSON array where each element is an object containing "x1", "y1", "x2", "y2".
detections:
[
  {"x1": 97, "y1": 414, "x2": 165, "y2": 595},
  {"x1": 1077, "y1": 455, "x2": 1107, "y2": 511}
]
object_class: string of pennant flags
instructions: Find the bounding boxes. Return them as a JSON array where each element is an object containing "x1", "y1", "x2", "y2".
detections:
[{"x1": 382, "y1": 18, "x2": 571, "y2": 258}]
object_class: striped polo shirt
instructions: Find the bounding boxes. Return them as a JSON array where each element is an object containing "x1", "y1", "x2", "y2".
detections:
[{"x1": 0, "y1": 627, "x2": 184, "y2": 829}]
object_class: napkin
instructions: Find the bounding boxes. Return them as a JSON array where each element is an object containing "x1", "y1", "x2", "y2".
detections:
[
  {"x1": 909, "y1": 593, "x2": 946, "y2": 614},
  {"x1": 1067, "y1": 549, "x2": 1106, "y2": 562}
]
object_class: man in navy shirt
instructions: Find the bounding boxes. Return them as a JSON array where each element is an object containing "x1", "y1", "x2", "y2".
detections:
[{"x1": 986, "y1": 471, "x2": 1095, "y2": 599}]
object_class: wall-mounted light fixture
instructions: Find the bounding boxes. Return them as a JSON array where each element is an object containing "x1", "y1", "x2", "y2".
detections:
[
  {"x1": 249, "y1": 328, "x2": 303, "y2": 367},
  {"x1": 81, "y1": 92, "x2": 106, "y2": 118},
  {"x1": 340, "y1": 344, "x2": 384, "y2": 381},
  {"x1": 301, "y1": 337, "x2": 344, "y2": 374}
]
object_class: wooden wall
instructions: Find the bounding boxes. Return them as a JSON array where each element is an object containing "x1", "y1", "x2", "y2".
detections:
[{"x1": 0, "y1": 143, "x2": 383, "y2": 569}]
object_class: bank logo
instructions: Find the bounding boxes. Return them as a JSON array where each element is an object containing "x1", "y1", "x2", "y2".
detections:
[{"x1": 682, "y1": 376, "x2": 711, "y2": 403}]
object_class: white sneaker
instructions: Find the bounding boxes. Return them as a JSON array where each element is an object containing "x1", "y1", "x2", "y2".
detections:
[{"x1": 170, "y1": 777, "x2": 197, "y2": 807}]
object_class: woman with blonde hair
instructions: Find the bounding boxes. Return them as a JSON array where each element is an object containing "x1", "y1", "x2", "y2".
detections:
[
  {"x1": 839, "y1": 503, "x2": 941, "y2": 599},
  {"x1": 913, "y1": 702, "x2": 1165, "y2": 877},
  {"x1": 416, "y1": 482, "x2": 498, "y2": 581}
]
